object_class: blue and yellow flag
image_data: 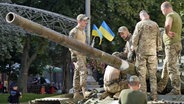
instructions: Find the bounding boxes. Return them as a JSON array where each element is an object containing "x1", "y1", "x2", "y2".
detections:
[
  {"x1": 99, "y1": 21, "x2": 115, "y2": 41},
  {"x1": 92, "y1": 24, "x2": 103, "y2": 45}
]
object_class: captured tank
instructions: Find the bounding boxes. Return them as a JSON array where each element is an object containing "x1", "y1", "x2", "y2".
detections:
[{"x1": 5, "y1": 12, "x2": 184, "y2": 104}]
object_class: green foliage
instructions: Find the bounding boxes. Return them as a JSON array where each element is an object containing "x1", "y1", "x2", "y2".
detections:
[
  {"x1": 28, "y1": 42, "x2": 67, "y2": 76},
  {"x1": 0, "y1": 31, "x2": 23, "y2": 81},
  {"x1": 0, "y1": 0, "x2": 12, "y2": 3},
  {"x1": 0, "y1": 32, "x2": 23, "y2": 61},
  {"x1": 12, "y1": 0, "x2": 85, "y2": 18}
]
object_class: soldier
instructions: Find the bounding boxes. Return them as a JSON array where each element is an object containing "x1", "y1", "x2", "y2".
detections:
[
  {"x1": 117, "y1": 26, "x2": 135, "y2": 63},
  {"x1": 99, "y1": 51, "x2": 137, "y2": 100},
  {"x1": 69, "y1": 14, "x2": 91, "y2": 99},
  {"x1": 131, "y1": 10, "x2": 162, "y2": 100},
  {"x1": 99, "y1": 52, "x2": 129, "y2": 100},
  {"x1": 119, "y1": 75, "x2": 147, "y2": 104},
  {"x1": 159, "y1": 1, "x2": 182, "y2": 95}
]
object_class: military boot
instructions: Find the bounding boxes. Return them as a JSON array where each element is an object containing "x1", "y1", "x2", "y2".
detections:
[
  {"x1": 73, "y1": 92, "x2": 83, "y2": 100},
  {"x1": 151, "y1": 94, "x2": 158, "y2": 101},
  {"x1": 167, "y1": 75, "x2": 181, "y2": 95}
]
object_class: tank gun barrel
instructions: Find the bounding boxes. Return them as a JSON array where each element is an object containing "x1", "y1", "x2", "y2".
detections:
[{"x1": 6, "y1": 12, "x2": 129, "y2": 70}]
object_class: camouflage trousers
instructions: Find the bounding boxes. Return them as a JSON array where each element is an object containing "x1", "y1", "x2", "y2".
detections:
[
  {"x1": 104, "y1": 80, "x2": 128, "y2": 94},
  {"x1": 136, "y1": 54, "x2": 157, "y2": 97},
  {"x1": 73, "y1": 54, "x2": 88, "y2": 93},
  {"x1": 158, "y1": 42, "x2": 182, "y2": 93}
]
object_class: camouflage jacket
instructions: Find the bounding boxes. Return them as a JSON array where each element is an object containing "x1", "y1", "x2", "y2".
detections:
[
  {"x1": 132, "y1": 19, "x2": 162, "y2": 55},
  {"x1": 69, "y1": 26, "x2": 86, "y2": 55},
  {"x1": 124, "y1": 34, "x2": 134, "y2": 62}
]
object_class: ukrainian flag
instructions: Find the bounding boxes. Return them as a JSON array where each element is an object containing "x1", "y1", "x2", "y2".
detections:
[
  {"x1": 92, "y1": 24, "x2": 103, "y2": 45},
  {"x1": 99, "y1": 21, "x2": 115, "y2": 41}
]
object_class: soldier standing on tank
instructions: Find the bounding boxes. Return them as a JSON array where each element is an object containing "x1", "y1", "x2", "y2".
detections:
[
  {"x1": 131, "y1": 10, "x2": 162, "y2": 101},
  {"x1": 69, "y1": 14, "x2": 91, "y2": 99},
  {"x1": 117, "y1": 26, "x2": 135, "y2": 63},
  {"x1": 158, "y1": 1, "x2": 182, "y2": 95}
]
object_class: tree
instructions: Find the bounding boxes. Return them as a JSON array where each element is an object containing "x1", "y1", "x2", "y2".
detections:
[{"x1": 18, "y1": 34, "x2": 48, "y2": 92}]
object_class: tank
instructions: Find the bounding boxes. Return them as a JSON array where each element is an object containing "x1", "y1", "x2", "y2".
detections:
[{"x1": 5, "y1": 12, "x2": 184, "y2": 103}]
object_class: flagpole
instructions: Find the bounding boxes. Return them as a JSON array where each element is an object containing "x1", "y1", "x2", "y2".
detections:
[
  {"x1": 91, "y1": 36, "x2": 95, "y2": 47},
  {"x1": 85, "y1": 0, "x2": 91, "y2": 45}
]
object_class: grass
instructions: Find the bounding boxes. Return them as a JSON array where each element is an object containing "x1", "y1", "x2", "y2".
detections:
[{"x1": 0, "y1": 93, "x2": 60, "y2": 104}]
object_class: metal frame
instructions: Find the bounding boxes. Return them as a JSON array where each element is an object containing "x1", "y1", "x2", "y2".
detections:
[{"x1": 0, "y1": 3, "x2": 77, "y2": 35}]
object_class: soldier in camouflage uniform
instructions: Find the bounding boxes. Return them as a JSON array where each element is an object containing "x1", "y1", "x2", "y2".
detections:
[
  {"x1": 158, "y1": 1, "x2": 182, "y2": 95},
  {"x1": 99, "y1": 52, "x2": 130, "y2": 100},
  {"x1": 131, "y1": 10, "x2": 162, "y2": 100},
  {"x1": 117, "y1": 26, "x2": 135, "y2": 63},
  {"x1": 69, "y1": 14, "x2": 91, "y2": 99},
  {"x1": 101, "y1": 65, "x2": 129, "y2": 100},
  {"x1": 99, "y1": 50, "x2": 137, "y2": 100}
]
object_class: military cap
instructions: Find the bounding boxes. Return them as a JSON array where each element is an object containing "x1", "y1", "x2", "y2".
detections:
[
  {"x1": 77, "y1": 14, "x2": 89, "y2": 21},
  {"x1": 118, "y1": 26, "x2": 128, "y2": 33},
  {"x1": 129, "y1": 75, "x2": 140, "y2": 82}
]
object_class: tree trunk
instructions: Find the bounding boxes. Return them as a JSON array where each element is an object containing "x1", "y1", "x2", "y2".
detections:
[
  {"x1": 62, "y1": 50, "x2": 72, "y2": 93},
  {"x1": 18, "y1": 35, "x2": 37, "y2": 93}
]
